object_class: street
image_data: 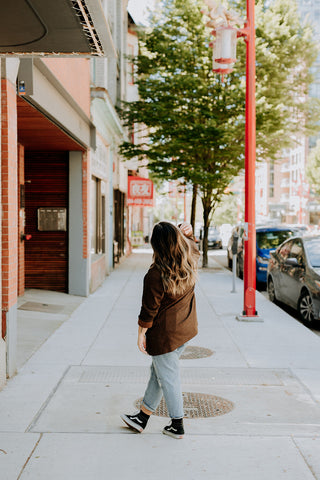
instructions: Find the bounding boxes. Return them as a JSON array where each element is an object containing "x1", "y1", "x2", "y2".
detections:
[{"x1": 209, "y1": 248, "x2": 320, "y2": 337}]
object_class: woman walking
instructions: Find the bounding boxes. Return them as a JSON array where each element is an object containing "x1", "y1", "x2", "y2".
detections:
[{"x1": 121, "y1": 221, "x2": 199, "y2": 439}]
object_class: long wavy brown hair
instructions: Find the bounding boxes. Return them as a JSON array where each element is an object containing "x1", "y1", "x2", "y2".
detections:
[{"x1": 150, "y1": 222, "x2": 199, "y2": 296}]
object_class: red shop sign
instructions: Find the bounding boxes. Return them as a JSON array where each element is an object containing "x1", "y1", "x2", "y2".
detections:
[{"x1": 127, "y1": 176, "x2": 154, "y2": 207}]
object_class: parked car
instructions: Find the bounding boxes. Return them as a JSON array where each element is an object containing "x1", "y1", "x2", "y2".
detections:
[
  {"x1": 267, "y1": 235, "x2": 320, "y2": 326},
  {"x1": 289, "y1": 224, "x2": 309, "y2": 236},
  {"x1": 235, "y1": 225, "x2": 296, "y2": 284},
  {"x1": 197, "y1": 225, "x2": 223, "y2": 250},
  {"x1": 219, "y1": 223, "x2": 233, "y2": 248},
  {"x1": 227, "y1": 224, "x2": 245, "y2": 268},
  {"x1": 207, "y1": 226, "x2": 223, "y2": 249}
]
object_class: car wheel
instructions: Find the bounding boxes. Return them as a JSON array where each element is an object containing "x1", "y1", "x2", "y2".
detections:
[
  {"x1": 298, "y1": 291, "x2": 315, "y2": 326},
  {"x1": 267, "y1": 277, "x2": 277, "y2": 303}
]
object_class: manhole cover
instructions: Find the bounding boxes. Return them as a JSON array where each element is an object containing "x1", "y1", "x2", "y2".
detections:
[
  {"x1": 135, "y1": 393, "x2": 234, "y2": 418},
  {"x1": 180, "y1": 346, "x2": 214, "y2": 359},
  {"x1": 18, "y1": 302, "x2": 64, "y2": 313}
]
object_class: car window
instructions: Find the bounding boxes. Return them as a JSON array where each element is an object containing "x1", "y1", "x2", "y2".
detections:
[
  {"x1": 304, "y1": 238, "x2": 320, "y2": 267},
  {"x1": 288, "y1": 239, "x2": 304, "y2": 265},
  {"x1": 256, "y1": 230, "x2": 294, "y2": 249},
  {"x1": 278, "y1": 240, "x2": 292, "y2": 260}
]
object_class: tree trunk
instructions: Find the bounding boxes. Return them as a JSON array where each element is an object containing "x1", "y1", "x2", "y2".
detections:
[
  {"x1": 202, "y1": 202, "x2": 211, "y2": 268},
  {"x1": 190, "y1": 183, "x2": 198, "y2": 231}
]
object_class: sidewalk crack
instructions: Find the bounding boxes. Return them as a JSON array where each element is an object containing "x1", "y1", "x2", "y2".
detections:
[
  {"x1": 291, "y1": 436, "x2": 317, "y2": 479},
  {"x1": 25, "y1": 366, "x2": 71, "y2": 432},
  {"x1": 17, "y1": 433, "x2": 43, "y2": 480}
]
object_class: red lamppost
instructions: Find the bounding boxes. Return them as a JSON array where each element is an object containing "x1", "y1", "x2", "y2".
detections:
[
  {"x1": 204, "y1": 0, "x2": 261, "y2": 320},
  {"x1": 240, "y1": 0, "x2": 260, "y2": 320}
]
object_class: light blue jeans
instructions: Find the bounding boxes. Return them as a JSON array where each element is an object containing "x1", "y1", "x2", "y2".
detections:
[{"x1": 142, "y1": 344, "x2": 186, "y2": 419}]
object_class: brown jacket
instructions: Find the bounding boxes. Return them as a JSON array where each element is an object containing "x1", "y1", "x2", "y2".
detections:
[{"x1": 138, "y1": 264, "x2": 198, "y2": 356}]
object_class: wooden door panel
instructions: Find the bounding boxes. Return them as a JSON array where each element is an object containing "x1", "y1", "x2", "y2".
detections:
[{"x1": 24, "y1": 151, "x2": 68, "y2": 292}]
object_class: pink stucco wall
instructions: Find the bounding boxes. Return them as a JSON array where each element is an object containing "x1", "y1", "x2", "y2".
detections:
[{"x1": 43, "y1": 58, "x2": 91, "y2": 117}]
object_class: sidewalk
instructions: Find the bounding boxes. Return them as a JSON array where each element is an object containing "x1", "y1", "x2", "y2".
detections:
[{"x1": 0, "y1": 251, "x2": 320, "y2": 479}]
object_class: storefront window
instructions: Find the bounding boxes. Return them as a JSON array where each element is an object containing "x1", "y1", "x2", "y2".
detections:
[{"x1": 91, "y1": 177, "x2": 105, "y2": 255}]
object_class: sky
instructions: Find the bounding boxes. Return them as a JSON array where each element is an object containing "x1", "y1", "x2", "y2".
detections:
[{"x1": 128, "y1": 0, "x2": 156, "y2": 25}]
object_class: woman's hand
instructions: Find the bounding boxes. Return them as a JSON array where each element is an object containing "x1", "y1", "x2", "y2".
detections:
[
  {"x1": 179, "y1": 222, "x2": 193, "y2": 237},
  {"x1": 138, "y1": 326, "x2": 149, "y2": 355}
]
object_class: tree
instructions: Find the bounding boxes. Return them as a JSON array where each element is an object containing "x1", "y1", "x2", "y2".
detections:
[
  {"x1": 120, "y1": 0, "x2": 319, "y2": 267},
  {"x1": 306, "y1": 139, "x2": 320, "y2": 197},
  {"x1": 120, "y1": 0, "x2": 245, "y2": 266},
  {"x1": 248, "y1": 0, "x2": 319, "y2": 157},
  {"x1": 213, "y1": 194, "x2": 240, "y2": 225}
]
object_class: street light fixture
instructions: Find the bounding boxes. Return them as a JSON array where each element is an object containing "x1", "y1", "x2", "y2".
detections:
[
  {"x1": 204, "y1": 0, "x2": 262, "y2": 321},
  {"x1": 214, "y1": 25, "x2": 237, "y2": 64},
  {"x1": 211, "y1": 26, "x2": 236, "y2": 78}
]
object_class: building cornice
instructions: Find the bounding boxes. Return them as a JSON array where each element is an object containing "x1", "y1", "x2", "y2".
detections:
[{"x1": 91, "y1": 87, "x2": 124, "y2": 140}]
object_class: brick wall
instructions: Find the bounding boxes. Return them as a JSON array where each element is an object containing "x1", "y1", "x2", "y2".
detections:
[
  {"x1": 1, "y1": 79, "x2": 18, "y2": 337},
  {"x1": 18, "y1": 144, "x2": 25, "y2": 296}
]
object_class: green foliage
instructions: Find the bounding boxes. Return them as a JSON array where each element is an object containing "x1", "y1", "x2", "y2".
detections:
[
  {"x1": 119, "y1": 0, "x2": 319, "y2": 265},
  {"x1": 121, "y1": 0, "x2": 244, "y2": 179},
  {"x1": 306, "y1": 139, "x2": 320, "y2": 197},
  {"x1": 213, "y1": 194, "x2": 240, "y2": 225},
  {"x1": 254, "y1": 0, "x2": 319, "y2": 156},
  {"x1": 228, "y1": 0, "x2": 319, "y2": 158}
]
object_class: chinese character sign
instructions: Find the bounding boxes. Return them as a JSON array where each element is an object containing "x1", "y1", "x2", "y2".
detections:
[{"x1": 127, "y1": 177, "x2": 154, "y2": 207}]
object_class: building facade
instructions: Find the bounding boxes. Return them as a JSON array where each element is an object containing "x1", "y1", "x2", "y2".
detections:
[
  {"x1": 90, "y1": 0, "x2": 129, "y2": 286},
  {"x1": 0, "y1": 0, "x2": 131, "y2": 388},
  {"x1": 126, "y1": 13, "x2": 154, "y2": 246},
  {"x1": 1, "y1": 57, "x2": 94, "y2": 382},
  {"x1": 256, "y1": 139, "x2": 309, "y2": 225}
]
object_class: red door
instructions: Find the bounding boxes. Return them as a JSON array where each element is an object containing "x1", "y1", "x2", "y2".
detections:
[{"x1": 24, "y1": 151, "x2": 68, "y2": 292}]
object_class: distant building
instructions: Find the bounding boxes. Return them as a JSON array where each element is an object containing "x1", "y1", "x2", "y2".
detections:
[
  {"x1": 256, "y1": 139, "x2": 309, "y2": 225},
  {"x1": 90, "y1": 0, "x2": 129, "y2": 289},
  {"x1": 126, "y1": 13, "x2": 154, "y2": 246}
]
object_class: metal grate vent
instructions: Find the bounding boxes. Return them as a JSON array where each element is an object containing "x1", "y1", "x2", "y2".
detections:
[
  {"x1": 135, "y1": 393, "x2": 234, "y2": 418},
  {"x1": 180, "y1": 346, "x2": 214, "y2": 359},
  {"x1": 78, "y1": 366, "x2": 285, "y2": 386}
]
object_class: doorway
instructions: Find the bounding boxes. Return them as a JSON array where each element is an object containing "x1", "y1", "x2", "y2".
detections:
[{"x1": 24, "y1": 151, "x2": 69, "y2": 292}]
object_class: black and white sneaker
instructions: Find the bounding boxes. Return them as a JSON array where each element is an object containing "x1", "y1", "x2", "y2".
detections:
[
  {"x1": 163, "y1": 419, "x2": 184, "y2": 439},
  {"x1": 120, "y1": 412, "x2": 148, "y2": 433}
]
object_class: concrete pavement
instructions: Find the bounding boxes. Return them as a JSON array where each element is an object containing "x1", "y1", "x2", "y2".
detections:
[{"x1": 0, "y1": 250, "x2": 319, "y2": 479}]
